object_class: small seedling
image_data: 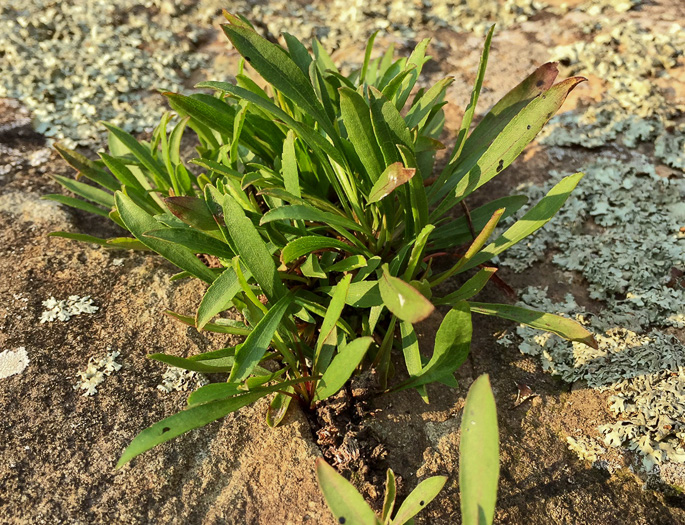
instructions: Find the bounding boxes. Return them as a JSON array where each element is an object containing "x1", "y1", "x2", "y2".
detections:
[
  {"x1": 316, "y1": 373, "x2": 500, "y2": 524},
  {"x1": 49, "y1": 14, "x2": 595, "y2": 467}
]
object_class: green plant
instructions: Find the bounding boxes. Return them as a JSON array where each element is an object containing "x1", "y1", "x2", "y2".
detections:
[
  {"x1": 315, "y1": 373, "x2": 499, "y2": 524},
  {"x1": 50, "y1": 13, "x2": 596, "y2": 467}
]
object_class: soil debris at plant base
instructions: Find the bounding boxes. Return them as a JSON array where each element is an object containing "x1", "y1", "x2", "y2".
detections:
[{"x1": 1, "y1": 0, "x2": 685, "y2": 523}]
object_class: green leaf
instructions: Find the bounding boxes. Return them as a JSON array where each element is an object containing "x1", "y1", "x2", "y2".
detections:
[
  {"x1": 282, "y1": 130, "x2": 301, "y2": 198},
  {"x1": 390, "y1": 476, "x2": 447, "y2": 525},
  {"x1": 369, "y1": 87, "x2": 412, "y2": 165},
  {"x1": 301, "y1": 254, "x2": 327, "y2": 279},
  {"x1": 54, "y1": 144, "x2": 119, "y2": 191},
  {"x1": 149, "y1": 353, "x2": 235, "y2": 373},
  {"x1": 42, "y1": 194, "x2": 110, "y2": 218},
  {"x1": 404, "y1": 77, "x2": 454, "y2": 130},
  {"x1": 53, "y1": 175, "x2": 114, "y2": 208},
  {"x1": 367, "y1": 162, "x2": 416, "y2": 203},
  {"x1": 339, "y1": 86, "x2": 385, "y2": 183},
  {"x1": 461, "y1": 173, "x2": 584, "y2": 271},
  {"x1": 460, "y1": 374, "x2": 499, "y2": 525},
  {"x1": 220, "y1": 191, "x2": 286, "y2": 303},
  {"x1": 431, "y1": 77, "x2": 586, "y2": 213},
  {"x1": 221, "y1": 23, "x2": 335, "y2": 138},
  {"x1": 434, "y1": 268, "x2": 497, "y2": 305},
  {"x1": 379, "y1": 268, "x2": 434, "y2": 324},
  {"x1": 266, "y1": 388, "x2": 294, "y2": 428},
  {"x1": 461, "y1": 62, "x2": 559, "y2": 160},
  {"x1": 187, "y1": 382, "x2": 243, "y2": 405},
  {"x1": 195, "y1": 267, "x2": 242, "y2": 330},
  {"x1": 381, "y1": 469, "x2": 397, "y2": 523},
  {"x1": 166, "y1": 309, "x2": 251, "y2": 335},
  {"x1": 281, "y1": 235, "x2": 363, "y2": 265},
  {"x1": 164, "y1": 196, "x2": 220, "y2": 231},
  {"x1": 116, "y1": 392, "x2": 264, "y2": 468},
  {"x1": 469, "y1": 302, "x2": 597, "y2": 348},
  {"x1": 144, "y1": 228, "x2": 234, "y2": 259},
  {"x1": 314, "y1": 336, "x2": 373, "y2": 401},
  {"x1": 47, "y1": 231, "x2": 113, "y2": 248},
  {"x1": 115, "y1": 192, "x2": 217, "y2": 283},
  {"x1": 448, "y1": 25, "x2": 494, "y2": 163},
  {"x1": 430, "y1": 195, "x2": 528, "y2": 250},
  {"x1": 325, "y1": 255, "x2": 367, "y2": 273},
  {"x1": 316, "y1": 458, "x2": 380, "y2": 525},
  {"x1": 314, "y1": 274, "x2": 352, "y2": 375},
  {"x1": 261, "y1": 205, "x2": 366, "y2": 234},
  {"x1": 395, "y1": 302, "x2": 472, "y2": 391},
  {"x1": 399, "y1": 321, "x2": 428, "y2": 403},
  {"x1": 229, "y1": 293, "x2": 294, "y2": 382},
  {"x1": 102, "y1": 123, "x2": 170, "y2": 190},
  {"x1": 404, "y1": 224, "x2": 435, "y2": 281}
]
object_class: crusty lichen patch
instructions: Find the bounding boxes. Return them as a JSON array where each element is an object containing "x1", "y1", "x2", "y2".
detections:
[
  {"x1": 74, "y1": 349, "x2": 122, "y2": 396},
  {"x1": 157, "y1": 366, "x2": 208, "y2": 393},
  {"x1": 540, "y1": 20, "x2": 684, "y2": 168},
  {"x1": 40, "y1": 295, "x2": 99, "y2": 323},
  {"x1": 0, "y1": 347, "x2": 29, "y2": 379}
]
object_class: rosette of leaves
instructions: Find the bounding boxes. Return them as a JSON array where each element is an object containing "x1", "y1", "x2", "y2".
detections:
[{"x1": 49, "y1": 13, "x2": 596, "y2": 468}]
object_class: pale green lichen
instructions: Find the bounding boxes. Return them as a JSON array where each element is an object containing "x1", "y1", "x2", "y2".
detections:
[
  {"x1": 567, "y1": 435, "x2": 606, "y2": 463},
  {"x1": 74, "y1": 349, "x2": 122, "y2": 396},
  {"x1": 157, "y1": 366, "x2": 208, "y2": 393},
  {"x1": 40, "y1": 295, "x2": 99, "y2": 323},
  {"x1": 499, "y1": 286, "x2": 685, "y2": 472},
  {"x1": 540, "y1": 20, "x2": 685, "y2": 168},
  {"x1": 0, "y1": 347, "x2": 29, "y2": 380}
]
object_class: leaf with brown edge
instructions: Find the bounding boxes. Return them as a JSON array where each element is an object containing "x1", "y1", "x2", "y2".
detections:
[{"x1": 367, "y1": 162, "x2": 416, "y2": 203}]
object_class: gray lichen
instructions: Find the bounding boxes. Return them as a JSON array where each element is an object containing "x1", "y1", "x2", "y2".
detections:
[
  {"x1": 157, "y1": 366, "x2": 208, "y2": 393},
  {"x1": 540, "y1": 20, "x2": 684, "y2": 168},
  {"x1": 74, "y1": 349, "x2": 122, "y2": 397}
]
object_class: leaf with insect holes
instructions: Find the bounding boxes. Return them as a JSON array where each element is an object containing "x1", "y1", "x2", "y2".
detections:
[
  {"x1": 460, "y1": 374, "x2": 499, "y2": 525},
  {"x1": 367, "y1": 162, "x2": 416, "y2": 203},
  {"x1": 469, "y1": 302, "x2": 597, "y2": 348},
  {"x1": 379, "y1": 267, "x2": 434, "y2": 324},
  {"x1": 461, "y1": 62, "x2": 559, "y2": 160},
  {"x1": 316, "y1": 458, "x2": 380, "y2": 525},
  {"x1": 390, "y1": 475, "x2": 447, "y2": 525},
  {"x1": 116, "y1": 392, "x2": 264, "y2": 468}
]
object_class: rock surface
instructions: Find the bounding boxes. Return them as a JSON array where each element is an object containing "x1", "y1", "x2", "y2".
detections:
[{"x1": 1, "y1": 1, "x2": 684, "y2": 524}]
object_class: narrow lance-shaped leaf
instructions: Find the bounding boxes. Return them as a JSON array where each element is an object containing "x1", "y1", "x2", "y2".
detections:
[
  {"x1": 114, "y1": 192, "x2": 217, "y2": 283},
  {"x1": 316, "y1": 458, "x2": 380, "y2": 525},
  {"x1": 400, "y1": 321, "x2": 429, "y2": 403},
  {"x1": 367, "y1": 162, "x2": 416, "y2": 204},
  {"x1": 314, "y1": 336, "x2": 373, "y2": 401},
  {"x1": 379, "y1": 266, "x2": 434, "y2": 324},
  {"x1": 381, "y1": 469, "x2": 397, "y2": 523},
  {"x1": 313, "y1": 274, "x2": 352, "y2": 375},
  {"x1": 282, "y1": 130, "x2": 301, "y2": 198},
  {"x1": 460, "y1": 374, "x2": 499, "y2": 525},
  {"x1": 461, "y1": 172, "x2": 584, "y2": 271},
  {"x1": 460, "y1": 62, "x2": 559, "y2": 160},
  {"x1": 220, "y1": 190, "x2": 286, "y2": 303},
  {"x1": 144, "y1": 228, "x2": 234, "y2": 260},
  {"x1": 229, "y1": 293, "x2": 294, "y2": 382},
  {"x1": 430, "y1": 76, "x2": 586, "y2": 214},
  {"x1": 54, "y1": 144, "x2": 119, "y2": 191},
  {"x1": 116, "y1": 392, "x2": 264, "y2": 468},
  {"x1": 53, "y1": 175, "x2": 114, "y2": 208},
  {"x1": 390, "y1": 476, "x2": 447, "y2": 525},
  {"x1": 394, "y1": 302, "x2": 472, "y2": 391},
  {"x1": 469, "y1": 302, "x2": 597, "y2": 348},
  {"x1": 446, "y1": 25, "x2": 494, "y2": 167},
  {"x1": 195, "y1": 268, "x2": 240, "y2": 330},
  {"x1": 434, "y1": 267, "x2": 498, "y2": 305},
  {"x1": 339, "y1": 86, "x2": 385, "y2": 183},
  {"x1": 221, "y1": 22, "x2": 336, "y2": 138},
  {"x1": 261, "y1": 204, "x2": 368, "y2": 234},
  {"x1": 281, "y1": 235, "x2": 365, "y2": 265}
]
